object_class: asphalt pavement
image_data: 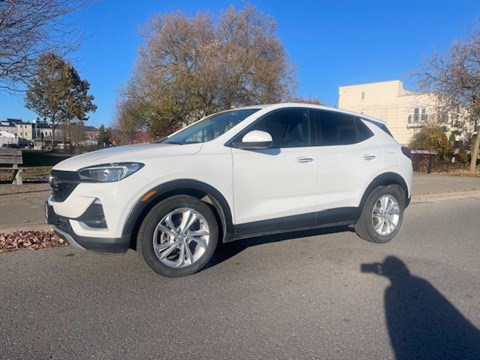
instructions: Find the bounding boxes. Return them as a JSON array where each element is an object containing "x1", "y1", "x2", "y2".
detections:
[
  {"x1": 1, "y1": 190, "x2": 479, "y2": 359},
  {"x1": 0, "y1": 173, "x2": 480, "y2": 233}
]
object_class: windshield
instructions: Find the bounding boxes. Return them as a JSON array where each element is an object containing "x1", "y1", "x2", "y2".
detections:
[{"x1": 161, "y1": 108, "x2": 260, "y2": 145}]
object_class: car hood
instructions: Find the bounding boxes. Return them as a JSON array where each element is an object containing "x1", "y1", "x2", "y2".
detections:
[{"x1": 52, "y1": 143, "x2": 203, "y2": 171}]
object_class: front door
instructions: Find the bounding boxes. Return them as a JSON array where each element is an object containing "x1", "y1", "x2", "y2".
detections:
[{"x1": 231, "y1": 108, "x2": 319, "y2": 228}]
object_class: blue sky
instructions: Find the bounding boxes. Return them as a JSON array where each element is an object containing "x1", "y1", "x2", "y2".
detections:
[{"x1": 1, "y1": 0, "x2": 479, "y2": 127}]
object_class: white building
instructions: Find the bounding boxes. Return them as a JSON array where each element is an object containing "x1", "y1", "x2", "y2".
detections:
[
  {"x1": 0, "y1": 118, "x2": 57, "y2": 148},
  {"x1": 0, "y1": 119, "x2": 20, "y2": 136},
  {"x1": 338, "y1": 80, "x2": 466, "y2": 145},
  {"x1": 16, "y1": 122, "x2": 34, "y2": 140},
  {"x1": 0, "y1": 130, "x2": 17, "y2": 146}
]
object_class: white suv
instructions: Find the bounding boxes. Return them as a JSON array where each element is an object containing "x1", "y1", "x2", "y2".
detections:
[{"x1": 46, "y1": 103, "x2": 413, "y2": 277}]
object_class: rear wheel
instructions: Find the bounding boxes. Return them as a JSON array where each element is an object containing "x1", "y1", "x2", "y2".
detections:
[
  {"x1": 137, "y1": 195, "x2": 219, "y2": 277},
  {"x1": 355, "y1": 185, "x2": 405, "y2": 243}
]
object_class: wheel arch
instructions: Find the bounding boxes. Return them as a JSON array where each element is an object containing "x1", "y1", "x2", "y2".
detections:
[
  {"x1": 360, "y1": 172, "x2": 410, "y2": 210},
  {"x1": 122, "y1": 179, "x2": 233, "y2": 250}
]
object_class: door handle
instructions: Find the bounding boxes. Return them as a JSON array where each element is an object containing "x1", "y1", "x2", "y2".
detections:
[
  {"x1": 296, "y1": 156, "x2": 314, "y2": 163},
  {"x1": 363, "y1": 154, "x2": 377, "y2": 160}
]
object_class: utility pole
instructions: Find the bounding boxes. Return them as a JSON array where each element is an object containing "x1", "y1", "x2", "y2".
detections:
[{"x1": 470, "y1": 94, "x2": 480, "y2": 172}]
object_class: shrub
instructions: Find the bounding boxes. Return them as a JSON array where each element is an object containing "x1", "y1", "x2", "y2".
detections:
[{"x1": 409, "y1": 126, "x2": 449, "y2": 158}]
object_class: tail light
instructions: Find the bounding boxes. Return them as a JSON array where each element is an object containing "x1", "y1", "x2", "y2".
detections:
[{"x1": 401, "y1": 146, "x2": 412, "y2": 160}]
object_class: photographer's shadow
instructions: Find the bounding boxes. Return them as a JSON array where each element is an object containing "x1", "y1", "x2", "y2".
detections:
[{"x1": 362, "y1": 256, "x2": 480, "y2": 360}]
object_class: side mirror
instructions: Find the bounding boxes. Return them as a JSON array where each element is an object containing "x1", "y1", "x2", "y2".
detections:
[{"x1": 236, "y1": 130, "x2": 273, "y2": 150}]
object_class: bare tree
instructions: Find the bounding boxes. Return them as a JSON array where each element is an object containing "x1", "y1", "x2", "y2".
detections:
[
  {"x1": 114, "y1": 95, "x2": 153, "y2": 141},
  {"x1": 117, "y1": 5, "x2": 295, "y2": 139},
  {"x1": 291, "y1": 97, "x2": 323, "y2": 105},
  {"x1": 0, "y1": 0, "x2": 88, "y2": 91},
  {"x1": 417, "y1": 26, "x2": 480, "y2": 171},
  {"x1": 62, "y1": 122, "x2": 85, "y2": 153}
]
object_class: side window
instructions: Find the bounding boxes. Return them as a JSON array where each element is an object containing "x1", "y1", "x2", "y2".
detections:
[
  {"x1": 355, "y1": 117, "x2": 374, "y2": 141},
  {"x1": 248, "y1": 108, "x2": 311, "y2": 148},
  {"x1": 362, "y1": 118, "x2": 394, "y2": 137},
  {"x1": 314, "y1": 110, "x2": 373, "y2": 146}
]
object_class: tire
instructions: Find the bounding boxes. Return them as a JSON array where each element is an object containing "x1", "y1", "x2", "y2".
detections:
[
  {"x1": 355, "y1": 185, "x2": 405, "y2": 243},
  {"x1": 137, "y1": 195, "x2": 219, "y2": 277}
]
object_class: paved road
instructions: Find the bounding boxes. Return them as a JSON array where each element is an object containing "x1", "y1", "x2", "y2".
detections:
[
  {"x1": 1, "y1": 192, "x2": 479, "y2": 359},
  {"x1": 1, "y1": 173, "x2": 480, "y2": 233}
]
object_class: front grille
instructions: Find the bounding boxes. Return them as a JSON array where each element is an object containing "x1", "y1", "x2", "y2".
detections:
[{"x1": 49, "y1": 170, "x2": 81, "y2": 202}]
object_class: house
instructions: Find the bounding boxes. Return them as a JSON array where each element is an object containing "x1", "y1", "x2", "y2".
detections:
[
  {"x1": 338, "y1": 80, "x2": 468, "y2": 145},
  {"x1": 0, "y1": 118, "x2": 22, "y2": 136},
  {"x1": 1, "y1": 116, "x2": 103, "y2": 150},
  {"x1": 16, "y1": 122, "x2": 34, "y2": 140},
  {"x1": 33, "y1": 119, "x2": 53, "y2": 139},
  {"x1": 0, "y1": 130, "x2": 17, "y2": 147},
  {"x1": 83, "y1": 125, "x2": 100, "y2": 146},
  {"x1": 0, "y1": 118, "x2": 29, "y2": 146}
]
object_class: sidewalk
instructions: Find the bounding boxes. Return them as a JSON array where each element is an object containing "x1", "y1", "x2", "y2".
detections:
[
  {"x1": 0, "y1": 182, "x2": 51, "y2": 233},
  {"x1": 412, "y1": 173, "x2": 480, "y2": 203},
  {"x1": 0, "y1": 174, "x2": 479, "y2": 233}
]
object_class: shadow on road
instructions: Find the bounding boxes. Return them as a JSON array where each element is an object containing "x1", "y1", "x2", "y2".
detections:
[
  {"x1": 361, "y1": 256, "x2": 480, "y2": 360},
  {"x1": 207, "y1": 225, "x2": 354, "y2": 269}
]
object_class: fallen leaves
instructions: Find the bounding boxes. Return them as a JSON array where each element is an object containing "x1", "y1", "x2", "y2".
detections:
[{"x1": 0, "y1": 230, "x2": 67, "y2": 253}]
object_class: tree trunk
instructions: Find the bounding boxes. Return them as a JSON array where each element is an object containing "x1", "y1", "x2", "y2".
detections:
[
  {"x1": 63, "y1": 124, "x2": 68, "y2": 153},
  {"x1": 470, "y1": 132, "x2": 480, "y2": 171},
  {"x1": 51, "y1": 117, "x2": 56, "y2": 152}
]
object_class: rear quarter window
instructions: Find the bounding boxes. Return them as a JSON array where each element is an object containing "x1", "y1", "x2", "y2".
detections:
[
  {"x1": 313, "y1": 110, "x2": 373, "y2": 146},
  {"x1": 362, "y1": 118, "x2": 394, "y2": 137}
]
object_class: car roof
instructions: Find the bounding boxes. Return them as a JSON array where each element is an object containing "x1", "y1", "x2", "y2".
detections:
[{"x1": 235, "y1": 103, "x2": 387, "y2": 126}]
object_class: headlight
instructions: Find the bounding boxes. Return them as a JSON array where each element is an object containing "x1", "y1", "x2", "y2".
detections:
[{"x1": 78, "y1": 162, "x2": 144, "y2": 182}]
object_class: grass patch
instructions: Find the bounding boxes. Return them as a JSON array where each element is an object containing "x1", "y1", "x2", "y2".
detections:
[{"x1": 0, "y1": 166, "x2": 52, "y2": 183}]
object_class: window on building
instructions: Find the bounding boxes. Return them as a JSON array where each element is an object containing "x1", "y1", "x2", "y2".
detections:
[
  {"x1": 435, "y1": 109, "x2": 452, "y2": 124},
  {"x1": 450, "y1": 113, "x2": 460, "y2": 127},
  {"x1": 421, "y1": 108, "x2": 427, "y2": 121},
  {"x1": 408, "y1": 108, "x2": 428, "y2": 123}
]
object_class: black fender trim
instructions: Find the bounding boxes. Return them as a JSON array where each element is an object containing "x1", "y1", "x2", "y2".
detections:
[
  {"x1": 122, "y1": 179, "x2": 233, "y2": 248},
  {"x1": 360, "y1": 172, "x2": 410, "y2": 209}
]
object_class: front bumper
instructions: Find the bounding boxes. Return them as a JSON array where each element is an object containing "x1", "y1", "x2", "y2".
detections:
[{"x1": 46, "y1": 202, "x2": 130, "y2": 254}]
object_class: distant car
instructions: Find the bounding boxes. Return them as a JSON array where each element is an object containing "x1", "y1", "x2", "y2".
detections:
[
  {"x1": 2, "y1": 143, "x2": 18, "y2": 149},
  {"x1": 46, "y1": 103, "x2": 413, "y2": 277}
]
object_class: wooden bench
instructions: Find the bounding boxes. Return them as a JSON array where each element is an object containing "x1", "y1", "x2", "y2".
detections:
[{"x1": 0, "y1": 148, "x2": 23, "y2": 185}]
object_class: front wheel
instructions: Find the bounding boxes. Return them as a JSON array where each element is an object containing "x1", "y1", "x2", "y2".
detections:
[
  {"x1": 137, "y1": 195, "x2": 219, "y2": 277},
  {"x1": 355, "y1": 185, "x2": 405, "y2": 243}
]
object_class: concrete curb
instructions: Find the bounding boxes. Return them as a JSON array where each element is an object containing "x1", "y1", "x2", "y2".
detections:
[
  {"x1": 411, "y1": 190, "x2": 480, "y2": 204},
  {"x1": 0, "y1": 223, "x2": 52, "y2": 234}
]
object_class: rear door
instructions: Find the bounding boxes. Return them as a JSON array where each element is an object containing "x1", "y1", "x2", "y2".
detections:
[{"x1": 311, "y1": 110, "x2": 384, "y2": 212}]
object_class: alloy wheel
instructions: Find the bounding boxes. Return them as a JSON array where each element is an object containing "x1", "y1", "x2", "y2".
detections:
[
  {"x1": 371, "y1": 194, "x2": 400, "y2": 236},
  {"x1": 152, "y1": 208, "x2": 210, "y2": 268}
]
